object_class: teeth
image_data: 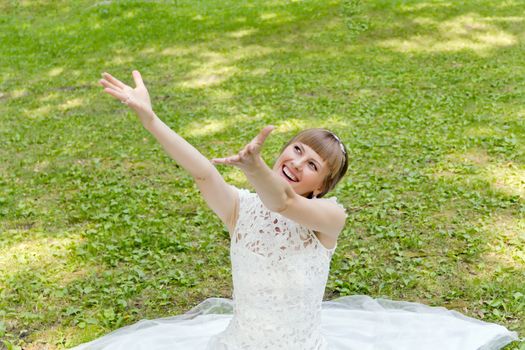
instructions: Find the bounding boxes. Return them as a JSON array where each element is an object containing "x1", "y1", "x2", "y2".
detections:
[{"x1": 283, "y1": 166, "x2": 298, "y2": 181}]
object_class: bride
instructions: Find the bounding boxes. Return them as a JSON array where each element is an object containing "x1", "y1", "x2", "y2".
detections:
[{"x1": 68, "y1": 70, "x2": 520, "y2": 349}]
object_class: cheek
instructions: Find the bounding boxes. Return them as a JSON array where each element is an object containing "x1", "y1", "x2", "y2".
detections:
[
  {"x1": 305, "y1": 169, "x2": 320, "y2": 182},
  {"x1": 315, "y1": 171, "x2": 327, "y2": 184}
]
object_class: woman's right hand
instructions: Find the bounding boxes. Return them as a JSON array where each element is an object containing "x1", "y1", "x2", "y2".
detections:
[{"x1": 99, "y1": 70, "x2": 153, "y2": 120}]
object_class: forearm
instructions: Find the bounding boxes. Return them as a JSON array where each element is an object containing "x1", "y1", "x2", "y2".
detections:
[
  {"x1": 244, "y1": 157, "x2": 293, "y2": 212},
  {"x1": 141, "y1": 110, "x2": 214, "y2": 180}
]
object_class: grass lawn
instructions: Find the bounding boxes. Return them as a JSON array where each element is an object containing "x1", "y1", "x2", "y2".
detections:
[{"x1": 1, "y1": 0, "x2": 524, "y2": 348}]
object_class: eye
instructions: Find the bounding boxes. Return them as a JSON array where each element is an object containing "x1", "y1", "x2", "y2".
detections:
[
  {"x1": 309, "y1": 162, "x2": 318, "y2": 171},
  {"x1": 294, "y1": 145, "x2": 301, "y2": 153}
]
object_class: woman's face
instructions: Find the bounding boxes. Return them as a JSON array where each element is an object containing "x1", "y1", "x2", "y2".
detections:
[{"x1": 272, "y1": 141, "x2": 329, "y2": 197}]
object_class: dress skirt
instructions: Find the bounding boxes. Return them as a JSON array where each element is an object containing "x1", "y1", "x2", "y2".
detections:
[{"x1": 68, "y1": 295, "x2": 520, "y2": 349}]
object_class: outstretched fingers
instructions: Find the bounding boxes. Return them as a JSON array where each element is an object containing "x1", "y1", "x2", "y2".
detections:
[
  {"x1": 212, "y1": 126, "x2": 275, "y2": 167},
  {"x1": 102, "y1": 72, "x2": 127, "y2": 89},
  {"x1": 254, "y1": 125, "x2": 275, "y2": 146},
  {"x1": 99, "y1": 78, "x2": 121, "y2": 92},
  {"x1": 103, "y1": 86, "x2": 127, "y2": 102},
  {"x1": 132, "y1": 70, "x2": 145, "y2": 87},
  {"x1": 212, "y1": 155, "x2": 240, "y2": 165},
  {"x1": 212, "y1": 158, "x2": 228, "y2": 164},
  {"x1": 229, "y1": 155, "x2": 241, "y2": 163},
  {"x1": 211, "y1": 157, "x2": 228, "y2": 164},
  {"x1": 247, "y1": 125, "x2": 275, "y2": 154}
]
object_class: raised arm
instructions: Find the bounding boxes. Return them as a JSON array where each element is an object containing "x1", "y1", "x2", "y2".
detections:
[
  {"x1": 143, "y1": 116, "x2": 239, "y2": 232},
  {"x1": 99, "y1": 70, "x2": 239, "y2": 234}
]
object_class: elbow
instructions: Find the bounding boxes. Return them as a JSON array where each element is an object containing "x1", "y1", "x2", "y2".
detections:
[
  {"x1": 192, "y1": 163, "x2": 216, "y2": 183},
  {"x1": 273, "y1": 203, "x2": 287, "y2": 213},
  {"x1": 193, "y1": 171, "x2": 210, "y2": 182}
]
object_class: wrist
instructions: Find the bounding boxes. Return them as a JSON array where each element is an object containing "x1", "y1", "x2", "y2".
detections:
[
  {"x1": 139, "y1": 110, "x2": 157, "y2": 129},
  {"x1": 243, "y1": 156, "x2": 267, "y2": 176}
]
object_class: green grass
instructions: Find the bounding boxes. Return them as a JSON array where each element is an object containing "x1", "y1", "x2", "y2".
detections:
[{"x1": 1, "y1": 0, "x2": 524, "y2": 348}]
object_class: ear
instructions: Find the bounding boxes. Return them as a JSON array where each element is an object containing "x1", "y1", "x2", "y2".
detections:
[{"x1": 314, "y1": 179, "x2": 328, "y2": 197}]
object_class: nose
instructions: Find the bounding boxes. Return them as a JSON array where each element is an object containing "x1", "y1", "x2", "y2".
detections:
[{"x1": 291, "y1": 158, "x2": 304, "y2": 171}]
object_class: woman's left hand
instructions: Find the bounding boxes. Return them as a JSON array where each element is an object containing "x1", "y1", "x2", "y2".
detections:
[{"x1": 211, "y1": 125, "x2": 275, "y2": 173}]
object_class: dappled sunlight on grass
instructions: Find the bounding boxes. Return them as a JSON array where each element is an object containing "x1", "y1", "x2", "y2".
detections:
[
  {"x1": 317, "y1": 115, "x2": 348, "y2": 130},
  {"x1": 92, "y1": 47, "x2": 137, "y2": 67},
  {"x1": 183, "y1": 111, "x2": 269, "y2": 138},
  {"x1": 259, "y1": 11, "x2": 296, "y2": 24},
  {"x1": 11, "y1": 88, "x2": 29, "y2": 99},
  {"x1": 457, "y1": 148, "x2": 491, "y2": 166},
  {"x1": 260, "y1": 12, "x2": 278, "y2": 21},
  {"x1": 399, "y1": 1, "x2": 453, "y2": 12},
  {"x1": 177, "y1": 45, "x2": 276, "y2": 89},
  {"x1": 159, "y1": 45, "x2": 198, "y2": 57},
  {"x1": 378, "y1": 13, "x2": 518, "y2": 55},
  {"x1": 48, "y1": 67, "x2": 64, "y2": 77},
  {"x1": 279, "y1": 16, "x2": 346, "y2": 46},
  {"x1": 429, "y1": 148, "x2": 490, "y2": 179},
  {"x1": 181, "y1": 65, "x2": 237, "y2": 88},
  {"x1": 464, "y1": 125, "x2": 503, "y2": 138},
  {"x1": 192, "y1": 14, "x2": 205, "y2": 21},
  {"x1": 217, "y1": 43, "x2": 276, "y2": 62},
  {"x1": 106, "y1": 55, "x2": 135, "y2": 66},
  {"x1": 25, "y1": 104, "x2": 53, "y2": 119},
  {"x1": 427, "y1": 149, "x2": 524, "y2": 274},
  {"x1": 207, "y1": 88, "x2": 235, "y2": 102},
  {"x1": 429, "y1": 148, "x2": 524, "y2": 200},
  {"x1": 0, "y1": 231, "x2": 81, "y2": 282},
  {"x1": 39, "y1": 92, "x2": 61, "y2": 103},
  {"x1": 55, "y1": 323, "x2": 106, "y2": 350},
  {"x1": 482, "y1": 212, "x2": 525, "y2": 269},
  {"x1": 124, "y1": 10, "x2": 136, "y2": 19},
  {"x1": 59, "y1": 97, "x2": 85, "y2": 111},
  {"x1": 485, "y1": 16, "x2": 525, "y2": 23},
  {"x1": 227, "y1": 27, "x2": 258, "y2": 38},
  {"x1": 180, "y1": 49, "x2": 237, "y2": 89},
  {"x1": 33, "y1": 159, "x2": 51, "y2": 173},
  {"x1": 487, "y1": 163, "x2": 525, "y2": 199},
  {"x1": 184, "y1": 118, "x2": 227, "y2": 137},
  {"x1": 248, "y1": 67, "x2": 269, "y2": 76},
  {"x1": 273, "y1": 118, "x2": 310, "y2": 133}
]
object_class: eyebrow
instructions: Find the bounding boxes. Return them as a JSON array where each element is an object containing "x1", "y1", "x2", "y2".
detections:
[{"x1": 298, "y1": 143, "x2": 323, "y2": 169}]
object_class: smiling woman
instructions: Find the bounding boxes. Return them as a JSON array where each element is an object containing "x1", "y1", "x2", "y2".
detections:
[
  {"x1": 272, "y1": 128, "x2": 348, "y2": 199},
  {"x1": 68, "y1": 68, "x2": 520, "y2": 348}
]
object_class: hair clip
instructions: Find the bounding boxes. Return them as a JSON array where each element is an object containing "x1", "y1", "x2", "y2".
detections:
[{"x1": 329, "y1": 132, "x2": 346, "y2": 156}]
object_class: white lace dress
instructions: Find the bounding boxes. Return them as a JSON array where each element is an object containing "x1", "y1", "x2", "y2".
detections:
[{"x1": 69, "y1": 185, "x2": 520, "y2": 350}]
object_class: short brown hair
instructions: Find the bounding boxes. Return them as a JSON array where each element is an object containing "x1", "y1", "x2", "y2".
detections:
[{"x1": 278, "y1": 128, "x2": 348, "y2": 198}]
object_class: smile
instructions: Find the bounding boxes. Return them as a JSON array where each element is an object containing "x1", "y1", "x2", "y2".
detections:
[{"x1": 282, "y1": 165, "x2": 299, "y2": 182}]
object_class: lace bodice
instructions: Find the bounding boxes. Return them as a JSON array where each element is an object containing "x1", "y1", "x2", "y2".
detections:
[{"x1": 206, "y1": 185, "x2": 347, "y2": 350}]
